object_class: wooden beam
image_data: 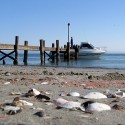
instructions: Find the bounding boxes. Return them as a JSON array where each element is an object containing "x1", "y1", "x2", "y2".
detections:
[{"x1": 0, "y1": 50, "x2": 15, "y2": 61}]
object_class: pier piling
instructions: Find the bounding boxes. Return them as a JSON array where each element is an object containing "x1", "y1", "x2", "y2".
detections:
[
  {"x1": 52, "y1": 43, "x2": 55, "y2": 62},
  {"x1": 67, "y1": 42, "x2": 70, "y2": 61},
  {"x1": 56, "y1": 40, "x2": 60, "y2": 62},
  {"x1": 40, "y1": 39, "x2": 45, "y2": 64},
  {"x1": 23, "y1": 41, "x2": 28, "y2": 65},
  {"x1": 14, "y1": 36, "x2": 19, "y2": 65}
]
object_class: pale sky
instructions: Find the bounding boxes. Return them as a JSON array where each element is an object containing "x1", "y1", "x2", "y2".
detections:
[{"x1": 0, "y1": 0, "x2": 125, "y2": 52}]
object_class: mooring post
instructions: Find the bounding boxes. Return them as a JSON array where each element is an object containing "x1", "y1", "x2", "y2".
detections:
[
  {"x1": 23, "y1": 41, "x2": 28, "y2": 65},
  {"x1": 75, "y1": 45, "x2": 78, "y2": 60},
  {"x1": 67, "y1": 42, "x2": 70, "y2": 61},
  {"x1": 52, "y1": 43, "x2": 55, "y2": 62},
  {"x1": 56, "y1": 40, "x2": 60, "y2": 63},
  {"x1": 40, "y1": 39, "x2": 45, "y2": 64},
  {"x1": 14, "y1": 36, "x2": 19, "y2": 65}
]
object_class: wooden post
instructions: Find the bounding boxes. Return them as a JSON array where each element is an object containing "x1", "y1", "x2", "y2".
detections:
[
  {"x1": 3, "y1": 59, "x2": 6, "y2": 65},
  {"x1": 56, "y1": 40, "x2": 60, "y2": 63},
  {"x1": 40, "y1": 39, "x2": 45, "y2": 64},
  {"x1": 23, "y1": 41, "x2": 28, "y2": 65},
  {"x1": 64, "y1": 45, "x2": 67, "y2": 60},
  {"x1": 43, "y1": 40, "x2": 46, "y2": 61},
  {"x1": 67, "y1": 42, "x2": 70, "y2": 61},
  {"x1": 52, "y1": 43, "x2": 55, "y2": 62},
  {"x1": 64, "y1": 45, "x2": 67, "y2": 48},
  {"x1": 14, "y1": 36, "x2": 19, "y2": 65},
  {"x1": 75, "y1": 45, "x2": 78, "y2": 60}
]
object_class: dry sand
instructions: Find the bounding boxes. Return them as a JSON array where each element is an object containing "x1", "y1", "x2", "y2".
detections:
[{"x1": 0, "y1": 65, "x2": 125, "y2": 125}]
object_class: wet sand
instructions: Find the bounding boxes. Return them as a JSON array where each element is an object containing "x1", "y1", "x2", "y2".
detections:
[{"x1": 0, "y1": 65, "x2": 125, "y2": 125}]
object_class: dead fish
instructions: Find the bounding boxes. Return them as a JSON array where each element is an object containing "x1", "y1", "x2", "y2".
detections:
[{"x1": 35, "y1": 94, "x2": 50, "y2": 102}]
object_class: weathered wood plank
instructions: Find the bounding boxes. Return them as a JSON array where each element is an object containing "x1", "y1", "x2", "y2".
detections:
[{"x1": 0, "y1": 44, "x2": 75, "y2": 52}]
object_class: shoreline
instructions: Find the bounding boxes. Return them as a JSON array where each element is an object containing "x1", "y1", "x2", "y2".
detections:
[{"x1": 0, "y1": 65, "x2": 125, "y2": 124}]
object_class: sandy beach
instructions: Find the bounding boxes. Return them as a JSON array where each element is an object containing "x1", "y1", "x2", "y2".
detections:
[{"x1": 0, "y1": 65, "x2": 125, "y2": 125}]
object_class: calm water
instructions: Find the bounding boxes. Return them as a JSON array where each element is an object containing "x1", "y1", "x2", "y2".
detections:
[{"x1": 0, "y1": 51, "x2": 125, "y2": 69}]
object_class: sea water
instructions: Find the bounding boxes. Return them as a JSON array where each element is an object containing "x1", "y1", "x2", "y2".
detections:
[{"x1": 0, "y1": 51, "x2": 125, "y2": 69}]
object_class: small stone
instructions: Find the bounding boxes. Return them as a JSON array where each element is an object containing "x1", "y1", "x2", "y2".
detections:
[
  {"x1": 88, "y1": 75, "x2": 93, "y2": 79},
  {"x1": 34, "y1": 111, "x2": 45, "y2": 117},
  {"x1": 5, "y1": 72, "x2": 11, "y2": 76}
]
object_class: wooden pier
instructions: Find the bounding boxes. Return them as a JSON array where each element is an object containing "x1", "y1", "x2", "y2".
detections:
[{"x1": 0, "y1": 36, "x2": 79, "y2": 65}]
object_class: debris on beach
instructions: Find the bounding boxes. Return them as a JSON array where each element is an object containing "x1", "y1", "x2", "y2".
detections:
[
  {"x1": 67, "y1": 92, "x2": 80, "y2": 97},
  {"x1": 35, "y1": 94, "x2": 50, "y2": 102},
  {"x1": 12, "y1": 97, "x2": 33, "y2": 107},
  {"x1": 112, "y1": 104, "x2": 125, "y2": 111},
  {"x1": 2, "y1": 105, "x2": 21, "y2": 111},
  {"x1": 41, "y1": 81, "x2": 48, "y2": 85},
  {"x1": 25, "y1": 88, "x2": 41, "y2": 97},
  {"x1": 59, "y1": 92, "x2": 66, "y2": 97},
  {"x1": 5, "y1": 72, "x2": 11, "y2": 76},
  {"x1": 107, "y1": 89, "x2": 125, "y2": 98},
  {"x1": 83, "y1": 86, "x2": 94, "y2": 90},
  {"x1": 41, "y1": 91, "x2": 52, "y2": 95},
  {"x1": 9, "y1": 92, "x2": 22, "y2": 95},
  {"x1": 7, "y1": 108, "x2": 22, "y2": 115},
  {"x1": 1, "y1": 105, "x2": 22, "y2": 115},
  {"x1": 31, "y1": 107, "x2": 45, "y2": 111},
  {"x1": 81, "y1": 101, "x2": 111, "y2": 112},
  {"x1": 53, "y1": 98, "x2": 68, "y2": 106},
  {"x1": 81, "y1": 92, "x2": 107, "y2": 99},
  {"x1": 57, "y1": 101, "x2": 84, "y2": 111},
  {"x1": 0, "y1": 123, "x2": 26, "y2": 125},
  {"x1": 4, "y1": 82, "x2": 10, "y2": 85},
  {"x1": 53, "y1": 98, "x2": 85, "y2": 111},
  {"x1": 114, "y1": 89, "x2": 125, "y2": 98},
  {"x1": 34, "y1": 111, "x2": 45, "y2": 117}
]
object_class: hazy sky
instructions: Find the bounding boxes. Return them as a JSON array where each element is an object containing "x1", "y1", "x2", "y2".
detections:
[{"x1": 0, "y1": 0, "x2": 125, "y2": 52}]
